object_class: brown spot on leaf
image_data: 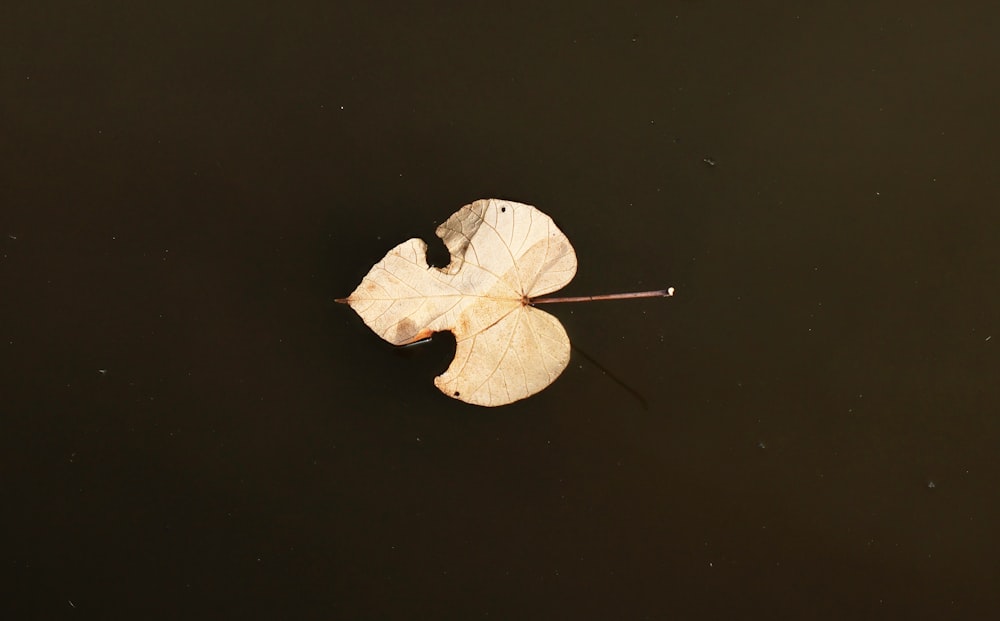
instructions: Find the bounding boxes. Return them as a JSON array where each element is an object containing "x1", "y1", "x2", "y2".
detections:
[
  {"x1": 393, "y1": 318, "x2": 417, "y2": 344},
  {"x1": 454, "y1": 313, "x2": 472, "y2": 338}
]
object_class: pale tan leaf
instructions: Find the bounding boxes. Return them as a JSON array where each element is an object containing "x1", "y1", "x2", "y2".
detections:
[{"x1": 341, "y1": 199, "x2": 577, "y2": 406}]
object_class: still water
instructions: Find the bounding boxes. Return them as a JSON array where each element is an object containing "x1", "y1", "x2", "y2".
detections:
[{"x1": 4, "y1": 2, "x2": 998, "y2": 618}]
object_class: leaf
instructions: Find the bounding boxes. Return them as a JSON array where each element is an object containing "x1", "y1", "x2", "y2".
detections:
[{"x1": 339, "y1": 198, "x2": 577, "y2": 407}]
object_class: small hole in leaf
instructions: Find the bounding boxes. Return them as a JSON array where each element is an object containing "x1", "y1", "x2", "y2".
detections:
[
  {"x1": 454, "y1": 391, "x2": 460, "y2": 397},
  {"x1": 501, "y1": 207, "x2": 506, "y2": 213}
]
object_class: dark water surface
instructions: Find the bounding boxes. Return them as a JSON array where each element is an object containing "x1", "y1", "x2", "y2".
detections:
[{"x1": 4, "y1": 2, "x2": 999, "y2": 618}]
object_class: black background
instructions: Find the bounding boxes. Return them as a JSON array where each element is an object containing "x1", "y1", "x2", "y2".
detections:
[{"x1": 4, "y1": 1, "x2": 999, "y2": 618}]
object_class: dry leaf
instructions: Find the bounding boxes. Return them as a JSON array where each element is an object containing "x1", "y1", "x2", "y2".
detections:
[{"x1": 339, "y1": 198, "x2": 577, "y2": 407}]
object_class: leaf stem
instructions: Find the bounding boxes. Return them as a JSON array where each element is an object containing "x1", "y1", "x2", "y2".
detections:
[{"x1": 530, "y1": 287, "x2": 674, "y2": 305}]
